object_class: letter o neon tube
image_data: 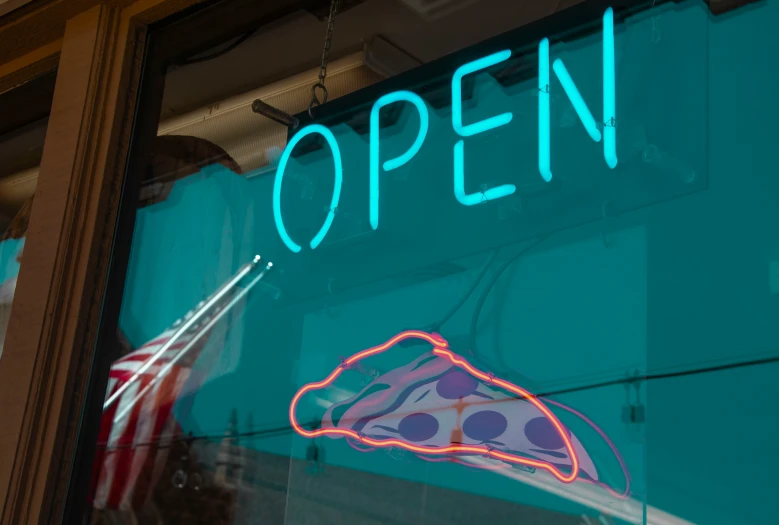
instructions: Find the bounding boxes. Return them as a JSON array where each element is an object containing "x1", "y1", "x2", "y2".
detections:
[{"x1": 273, "y1": 124, "x2": 343, "y2": 253}]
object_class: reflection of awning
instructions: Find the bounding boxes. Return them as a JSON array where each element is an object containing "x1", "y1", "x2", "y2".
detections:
[{"x1": 141, "y1": 135, "x2": 243, "y2": 207}]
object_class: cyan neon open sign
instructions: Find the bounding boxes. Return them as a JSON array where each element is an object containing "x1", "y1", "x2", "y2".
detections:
[{"x1": 274, "y1": 8, "x2": 617, "y2": 254}]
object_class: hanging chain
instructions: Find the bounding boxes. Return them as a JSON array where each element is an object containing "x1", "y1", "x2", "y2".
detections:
[{"x1": 309, "y1": 0, "x2": 340, "y2": 119}]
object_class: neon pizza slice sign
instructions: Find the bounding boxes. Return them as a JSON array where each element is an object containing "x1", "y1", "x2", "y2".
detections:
[
  {"x1": 290, "y1": 330, "x2": 632, "y2": 494},
  {"x1": 274, "y1": 8, "x2": 617, "y2": 253},
  {"x1": 290, "y1": 330, "x2": 584, "y2": 483}
]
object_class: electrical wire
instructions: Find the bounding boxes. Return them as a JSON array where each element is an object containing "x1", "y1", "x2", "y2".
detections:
[
  {"x1": 177, "y1": 29, "x2": 258, "y2": 66},
  {"x1": 468, "y1": 235, "x2": 550, "y2": 388},
  {"x1": 398, "y1": 251, "x2": 499, "y2": 347},
  {"x1": 537, "y1": 351, "x2": 779, "y2": 399},
  {"x1": 433, "y1": 250, "x2": 499, "y2": 331}
]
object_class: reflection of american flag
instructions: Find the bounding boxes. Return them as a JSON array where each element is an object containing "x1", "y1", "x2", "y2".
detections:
[
  {"x1": 91, "y1": 320, "x2": 218, "y2": 511},
  {"x1": 90, "y1": 257, "x2": 266, "y2": 511}
]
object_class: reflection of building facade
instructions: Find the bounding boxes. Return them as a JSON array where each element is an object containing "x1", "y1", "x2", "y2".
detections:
[
  {"x1": 214, "y1": 409, "x2": 245, "y2": 490},
  {"x1": 94, "y1": 409, "x2": 581, "y2": 525}
]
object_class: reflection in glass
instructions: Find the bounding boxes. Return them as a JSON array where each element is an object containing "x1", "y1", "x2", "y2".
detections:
[{"x1": 83, "y1": 0, "x2": 779, "y2": 524}]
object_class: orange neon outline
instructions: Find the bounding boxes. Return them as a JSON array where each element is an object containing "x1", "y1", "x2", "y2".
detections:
[{"x1": 289, "y1": 330, "x2": 580, "y2": 483}]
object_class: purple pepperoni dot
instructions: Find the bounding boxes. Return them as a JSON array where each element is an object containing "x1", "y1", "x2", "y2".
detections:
[
  {"x1": 436, "y1": 368, "x2": 478, "y2": 399},
  {"x1": 398, "y1": 413, "x2": 439, "y2": 442},
  {"x1": 463, "y1": 411, "x2": 508, "y2": 442},
  {"x1": 524, "y1": 417, "x2": 566, "y2": 450}
]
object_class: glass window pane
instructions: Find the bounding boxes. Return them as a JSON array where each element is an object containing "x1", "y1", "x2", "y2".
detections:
[{"x1": 80, "y1": 1, "x2": 779, "y2": 524}]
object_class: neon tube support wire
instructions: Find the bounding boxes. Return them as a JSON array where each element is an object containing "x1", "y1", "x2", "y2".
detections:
[
  {"x1": 112, "y1": 261, "x2": 273, "y2": 424},
  {"x1": 103, "y1": 255, "x2": 263, "y2": 411}
]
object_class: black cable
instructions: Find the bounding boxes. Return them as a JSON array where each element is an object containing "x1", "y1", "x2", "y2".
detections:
[
  {"x1": 535, "y1": 352, "x2": 779, "y2": 400},
  {"x1": 177, "y1": 29, "x2": 258, "y2": 66}
]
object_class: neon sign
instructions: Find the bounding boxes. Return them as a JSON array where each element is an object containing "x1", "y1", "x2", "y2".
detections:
[
  {"x1": 290, "y1": 330, "x2": 630, "y2": 492},
  {"x1": 273, "y1": 7, "x2": 617, "y2": 253},
  {"x1": 273, "y1": 124, "x2": 343, "y2": 253}
]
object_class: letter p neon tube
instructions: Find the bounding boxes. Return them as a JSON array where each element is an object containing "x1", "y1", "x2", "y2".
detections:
[{"x1": 370, "y1": 91, "x2": 429, "y2": 230}]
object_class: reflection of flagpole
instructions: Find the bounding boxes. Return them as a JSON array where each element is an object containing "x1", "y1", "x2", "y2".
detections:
[
  {"x1": 112, "y1": 259, "x2": 273, "y2": 424},
  {"x1": 103, "y1": 255, "x2": 266, "y2": 411}
]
